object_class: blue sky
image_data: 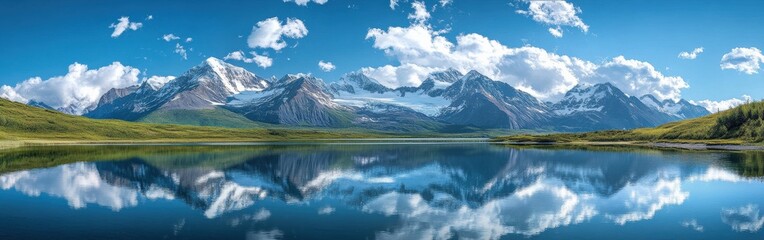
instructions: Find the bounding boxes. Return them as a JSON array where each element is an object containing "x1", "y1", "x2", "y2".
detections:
[{"x1": 0, "y1": 0, "x2": 762, "y2": 111}]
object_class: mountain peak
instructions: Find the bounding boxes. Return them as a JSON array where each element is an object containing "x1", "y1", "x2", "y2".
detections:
[
  {"x1": 460, "y1": 70, "x2": 493, "y2": 84},
  {"x1": 278, "y1": 73, "x2": 312, "y2": 83},
  {"x1": 204, "y1": 57, "x2": 224, "y2": 65},
  {"x1": 426, "y1": 68, "x2": 464, "y2": 84}
]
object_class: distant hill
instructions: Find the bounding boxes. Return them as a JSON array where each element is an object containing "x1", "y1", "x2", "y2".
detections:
[
  {"x1": 0, "y1": 98, "x2": 381, "y2": 141},
  {"x1": 496, "y1": 101, "x2": 764, "y2": 144}
]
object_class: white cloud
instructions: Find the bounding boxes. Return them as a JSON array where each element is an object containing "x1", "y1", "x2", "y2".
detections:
[
  {"x1": 681, "y1": 219, "x2": 704, "y2": 232},
  {"x1": 247, "y1": 17, "x2": 308, "y2": 51},
  {"x1": 587, "y1": 56, "x2": 689, "y2": 101},
  {"x1": 185, "y1": 37, "x2": 193, "y2": 42},
  {"x1": 318, "y1": 206, "x2": 335, "y2": 215},
  {"x1": 690, "y1": 95, "x2": 752, "y2": 112},
  {"x1": 516, "y1": 0, "x2": 588, "y2": 37},
  {"x1": 364, "y1": 18, "x2": 685, "y2": 101},
  {"x1": 0, "y1": 85, "x2": 27, "y2": 103},
  {"x1": 283, "y1": 0, "x2": 327, "y2": 6},
  {"x1": 720, "y1": 47, "x2": 764, "y2": 74},
  {"x1": 224, "y1": 51, "x2": 273, "y2": 68},
  {"x1": 390, "y1": 0, "x2": 399, "y2": 10},
  {"x1": 318, "y1": 60, "x2": 336, "y2": 72},
  {"x1": 361, "y1": 64, "x2": 441, "y2": 88},
  {"x1": 678, "y1": 47, "x2": 704, "y2": 60},
  {"x1": 408, "y1": 1, "x2": 430, "y2": 24},
  {"x1": 722, "y1": 204, "x2": 764, "y2": 232},
  {"x1": 548, "y1": 27, "x2": 563, "y2": 38},
  {"x1": 109, "y1": 17, "x2": 143, "y2": 38},
  {"x1": 174, "y1": 43, "x2": 188, "y2": 60},
  {"x1": 146, "y1": 15, "x2": 153, "y2": 20},
  {"x1": 162, "y1": 33, "x2": 180, "y2": 42},
  {"x1": 0, "y1": 62, "x2": 141, "y2": 115},
  {"x1": 439, "y1": 0, "x2": 452, "y2": 7}
]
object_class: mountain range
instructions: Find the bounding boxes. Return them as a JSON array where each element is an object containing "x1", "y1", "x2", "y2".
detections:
[{"x1": 26, "y1": 57, "x2": 710, "y2": 132}]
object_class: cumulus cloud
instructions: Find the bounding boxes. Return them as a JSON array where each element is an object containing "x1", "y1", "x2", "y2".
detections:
[
  {"x1": 720, "y1": 47, "x2": 764, "y2": 74},
  {"x1": 318, "y1": 60, "x2": 336, "y2": 72},
  {"x1": 185, "y1": 37, "x2": 193, "y2": 42},
  {"x1": 587, "y1": 56, "x2": 689, "y2": 101},
  {"x1": 224, "y1": 51, "x2": 273, "y2": 68},
  {"x1": 0, "y1": 62, "x2": 141, "y2": 115},
  {"x1": 408, "y1": 1, "x2": 430, "y2": 24},
  {"x1": 721, "y1": 204, "x2": 764, "y2": 232},
  {"x1": 439, "y1": 0, "x2": 452, "y2": 7},
  {"x1": 146, "y1": 15, "x2": 153, "y2": 20},
  {"x1": 162, "y1": 33, "x2": 180, "y2": 42},
  {"x1": 690, "y1": 95, "x2": 752, "y2": 112},
  {"x1": 361, "y1": 63, "x2": 443, "y2": 88},
  {"x1": 0, "y1": 85, "x2": 27, "y2": 103},
  {"x1": 363, "y1": 16, "x2": 684, "y2": 101},
  {"x1": 678, "y1": 47, "x2": 704, "y2": 60},
  {"x1": 516, "y1": 0, "x2": 588, "y2": 37},
  {"x1": 174, "y1": 43, "x2": 188, "y2": 60},
  {"x1": 283, "y1": 0, "x2": 327, "y2": 6},
  {"x1": 247, "y1": 17, "x2": 308, "y2": 51},
  {"x1": 109, "y1": 17, "x2": 143, "y2": 38}
]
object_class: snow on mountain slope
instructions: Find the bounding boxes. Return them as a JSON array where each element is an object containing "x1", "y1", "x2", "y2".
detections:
[
  {"x1": 551, "y1": 83, "x2": 679, "y2": 131},
  {"x1": 228, "y1": 75, "x2": 350, "y2": 127},
  {"x1": 639, "y1": 94, "x2": 710, "y2": 119},
  {"x1": 87, "y1": 57, "x2": 269, "y2": 120},
  {"x1": 438, "y1": 70, "x2": 552, "y2": 129},
  {"x1": 329, "y1": 71, "x2": 459, "y2": 116}
]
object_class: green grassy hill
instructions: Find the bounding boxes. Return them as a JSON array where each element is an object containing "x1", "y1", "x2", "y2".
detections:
[
  {"x1": 138, "y1": 108, "x2": 269, "y2": 128},
  {"x1": 496, "y1": 101, "x2": 764, "y2": 144},
  {"x1": 0, "y1": 98, "x2": 382, "y2": 142}
]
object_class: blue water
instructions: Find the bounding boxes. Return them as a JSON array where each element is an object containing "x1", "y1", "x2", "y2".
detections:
[{"x1": 0, "y1": 143, "x2": 763, "y2": 239}]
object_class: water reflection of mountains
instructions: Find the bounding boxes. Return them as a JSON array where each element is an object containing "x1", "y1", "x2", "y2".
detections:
[
  {"x1": 13, "y1": 145, "x2": 749, "y2": 213},
  {"x1": 4, "y1": 144, "x2": 764, "y2": 237}
]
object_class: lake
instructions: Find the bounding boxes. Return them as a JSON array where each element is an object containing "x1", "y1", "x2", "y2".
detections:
[{"x1": 1, "y1": 143, "x2": 763, "y2": 240}]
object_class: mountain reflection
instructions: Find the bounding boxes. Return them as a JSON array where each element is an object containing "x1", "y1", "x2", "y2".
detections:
[{"x1": 1, "y1": 144, "x2": 763, "y2": 239}]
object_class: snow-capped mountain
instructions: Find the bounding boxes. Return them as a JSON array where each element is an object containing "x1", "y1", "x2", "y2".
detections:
[
  {"x1": 228, "y1": 74, "x2": 351, "y2": 127},
  {"x1": 87, "y1": 57, "x2": 269, "y2": 120},
  {"x1": 77, "y1": 58, "x2": 710, "y2": 131},
  {"x1": 94, "y1": 85, "x2": 139, "y2": 109},
  {"x1": 329, "y1": 71, "x2": 452, "y2": 116},
  {"x1": 551, "y1": 83, "x2": 678, "y2": 131},
  {"x1": 25, "y1": 100, "x2": 57, "y2": 111},
  {"x1": 438, "y1": 70, "x2": 552, "y2": 129},
  {"x1": 639, "y1": 94, "x2": 710, "y2": 119}
]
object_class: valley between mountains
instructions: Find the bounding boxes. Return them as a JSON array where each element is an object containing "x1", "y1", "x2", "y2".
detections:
[{"x1": 25, "y1": 57, "x2": 710, "y2": 134}]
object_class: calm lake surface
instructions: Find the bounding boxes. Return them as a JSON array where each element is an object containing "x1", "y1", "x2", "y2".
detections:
[{"x1": 1, "y1": 143, "x2": 763, "y2": 240}]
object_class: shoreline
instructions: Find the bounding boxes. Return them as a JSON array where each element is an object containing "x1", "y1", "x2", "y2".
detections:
[
  {"x1": 4, "y1": 138, "x2": 762, "y2": 151},
  {"x1": 0, "y1": 138, "x2": 491, "y2": 150},
  {"x1": 497, "y1": 141, "x2": 764, "y2": 151}
]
